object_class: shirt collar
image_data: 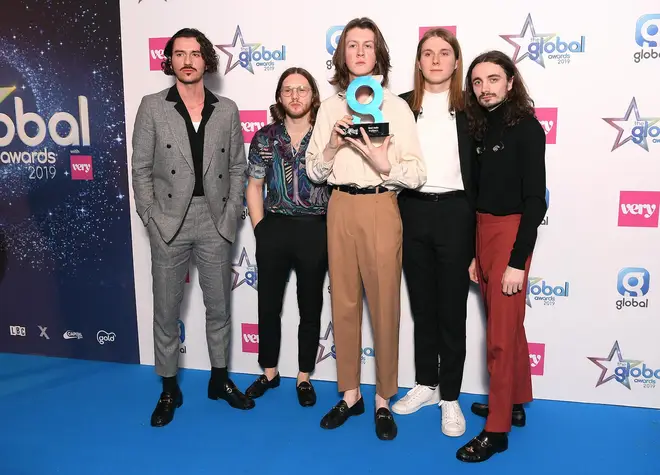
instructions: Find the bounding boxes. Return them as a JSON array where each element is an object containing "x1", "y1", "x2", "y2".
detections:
[{"x1": 166, "y1": 84, "x2": 219, "y2": 106}]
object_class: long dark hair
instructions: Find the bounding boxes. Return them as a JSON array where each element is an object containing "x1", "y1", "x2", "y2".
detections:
[
  {"x1": 329, "y1": 17, "x2": 391, "y2": 90},
  {"x1": 464, "y1": 50, "x2": 535, "y2": 141},
  {"x1": 407, "y1": 27, "x2": 464, "y2": 114},
  {"x1": 161, "y1": 28, "x2": 219, "y2": 75},
  {"x1": 269, "y1": 67, "x2": 321, "y2": 125}
]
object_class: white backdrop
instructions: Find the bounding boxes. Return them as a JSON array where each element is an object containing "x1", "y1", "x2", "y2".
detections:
[{"x1": 120, "y1": 0, "x2": 660, "y2": 409}]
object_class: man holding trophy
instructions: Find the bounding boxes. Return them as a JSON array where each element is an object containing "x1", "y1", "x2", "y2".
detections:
[{"x1": 306, "y1": 17, "x2": 427, "y2": 441}]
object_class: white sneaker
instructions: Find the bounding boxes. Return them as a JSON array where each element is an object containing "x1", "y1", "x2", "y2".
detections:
[
  {"x1": 391, "y1": 384, "x2": 440, "y2": 415},
  {"x1": 440, "y1": 400, "x2": 466, "y2": 437}
]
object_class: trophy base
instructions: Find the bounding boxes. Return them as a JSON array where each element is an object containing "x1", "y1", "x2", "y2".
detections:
[{"x1": 343, "y1": 123, "x2": 390, "y2": 138}]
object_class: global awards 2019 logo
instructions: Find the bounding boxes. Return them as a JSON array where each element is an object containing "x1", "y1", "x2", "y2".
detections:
[
  {"x1": 588, "y1": 341, "x2": 658, "y2": 390},
  {"x1": 0, "y1": 85, "x2": 91, "y2": 179},
  {"x1": 216, "y1": 26, "x2": 287, "y2": 75},
  {"x1": 500, "y1": 14, "x2": 586, "y2": 67}
]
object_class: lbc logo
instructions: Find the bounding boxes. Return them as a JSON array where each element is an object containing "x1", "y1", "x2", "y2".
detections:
[{"x1": 9, "y1": 326, "x2": 26, "y2": 337}]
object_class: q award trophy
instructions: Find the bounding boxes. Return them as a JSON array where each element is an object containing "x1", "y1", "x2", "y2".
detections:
[{"x1": 344, "y1": 75, "x2": 389, "y2": 137}]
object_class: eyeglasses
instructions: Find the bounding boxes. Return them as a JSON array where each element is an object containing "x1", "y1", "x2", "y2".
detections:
[{"x1": 281, "y1": 85, "x2": 310, "y2": 97}]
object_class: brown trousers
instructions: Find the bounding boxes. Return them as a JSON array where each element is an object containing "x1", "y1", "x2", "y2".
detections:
[
  {"x1": 475, "y1": 212, "x2": 534, "y2": 433},
  {"x1": 327, "y1": 189, "x2": 402, "y2": 399}
]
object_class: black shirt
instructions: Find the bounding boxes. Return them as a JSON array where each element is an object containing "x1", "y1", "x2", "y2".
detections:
[
  {"x1": 166, "y1": 85, "x2": 218, "y2": 196},
  {"x1": 474, "y1": 102, "x2": 547, "y2": 270}
]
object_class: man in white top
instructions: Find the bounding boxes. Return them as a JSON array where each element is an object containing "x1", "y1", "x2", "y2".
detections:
[
  {"x1": 392, "y1": 28, "x2": 476, "y2": 438},
  {"x1": 306, "y1": 17, "x2": 426, "y2": 441}
]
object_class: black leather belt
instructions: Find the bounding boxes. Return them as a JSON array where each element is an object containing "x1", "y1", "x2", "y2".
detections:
[
  {"x1": 331, "y1": 184, "x2": 389, "y2": 195},
  {"x1": 399, "y1": 189, "x2": 466, "y2": 202}
]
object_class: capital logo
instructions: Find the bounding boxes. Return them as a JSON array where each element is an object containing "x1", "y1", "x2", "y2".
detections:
[
  {"x1": 239, "y1": 110, "x2": 267, "y2": 144},
  {"x1": 148, "y1": 37, "x2": 169, "y2": 71},
  {"x1": 617, "y1": 191, "x2": 660, "y2": 228},
  {"x1": 0, "y1": 86, "x2": 90, "y2": 149},
  {"x1": 616, "y1": 267, "x2": 650, "y2": 311},
  {"x1": 177, "y1": 319, "x2": 187, "y2": 354},
  {"x1": 500, "y1": 14, "x2": 585, "y2": 68},
  {"x1": 38, "y1": 326, "x2": 49, "y2": 339},
  {"x1": 603, "y1": 98, "x2": 659, "y2": 152},
  {"x1": 528, "y1": 343, "x2": 545, "y2": 376},
  {"x1": 63, "y1": 330, "x2": 83, "y2": 340},
  {"x1": 216, "y1": 26, "x2": 286, "y2": 75},
  {"x1": 326, "y1": 25, "x2": 344, "y2": 55},
  {"x1": 419, "y1": 25, "x2": 457, "y2": 40},
  {"x1": 316, "y1": 322, "x2": 374, "y2": 364},
  {"x1": 231, "y1": 247, "x2": 258, "y2": 290},
  {"x1": 241, "y1": 323, "x2": 259, "y2": 353},
  {"x1": 96, "y1": 330, "x2": 116, "y2": 345},
  {"x1": 535, "y1": 108, "x2": 557, "y2": 144},
  {"x1": 526, "y1": 277, "x2": 570, "y2": 307},
  {"x1": 9, "y1": 325, "x2": 26, "y2": 337},
  {"x1": 70, "y1": 155, "x2": 93, "y2": 180},
  {"x1": 588, "y1": 341, "x2": 658, "y2": 390}
]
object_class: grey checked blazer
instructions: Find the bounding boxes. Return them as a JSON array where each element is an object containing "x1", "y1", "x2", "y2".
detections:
[{"x1": 131, "y1": 86, "x2": 247, "y2": 244}]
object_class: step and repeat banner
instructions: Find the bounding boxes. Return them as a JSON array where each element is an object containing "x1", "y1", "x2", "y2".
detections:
[
  {"x1": 120, "y1": 0, "x2": 660, "y2": 409},
  {"x1": 0, "y1": 1, "x2": 139, "y2": 363},
  {"x1": 2, "y1": 0, "x2": 657, "y2": 410}
]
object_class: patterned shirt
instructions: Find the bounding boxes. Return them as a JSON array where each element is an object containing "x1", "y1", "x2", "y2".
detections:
[{"x1": 247, "y1": 121, "x2": 329, "y2": 216}]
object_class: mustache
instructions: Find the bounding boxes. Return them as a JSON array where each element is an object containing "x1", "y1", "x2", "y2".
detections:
[{"x1": 180, "y1": 66, "x2": 196, "y2": 71}]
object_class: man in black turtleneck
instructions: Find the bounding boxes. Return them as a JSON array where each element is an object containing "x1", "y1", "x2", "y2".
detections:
[{"x1": 456, "y1": 50, "x2": 547, "y2": 463}]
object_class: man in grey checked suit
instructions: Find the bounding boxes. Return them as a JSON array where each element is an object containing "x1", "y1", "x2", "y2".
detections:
[{"x1": 132, "y1": 27, "x2": 255, "y2": 427}]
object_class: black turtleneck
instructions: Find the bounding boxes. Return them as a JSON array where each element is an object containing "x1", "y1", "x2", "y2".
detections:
[{"x1": 473, "y1": 103, "x2": 547, "y2": 270}]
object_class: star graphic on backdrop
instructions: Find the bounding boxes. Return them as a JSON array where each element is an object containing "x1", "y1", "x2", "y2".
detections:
[
  {"x1": 603, "y1": 98, "x2": 660, "y2": 152},
  {"x1": 500, "y1": 14, "x2": 555, "y2": 67},
  {"x1": 231, "y1": 248, "x2": 258, "y2": 290},
  {"x1": 216, "y1": 26, "x2": 260, "y2": 75},
  {"x1": 0, "y1": 86, "x2": 16, "y2": 104},
  {"x1": 316, "y1": 322, "x2": 335, "y2": 364},
  {"x1": 525, "y1": 276, "x2": 543, "y2": 307},
  {"x1": 587, "y1": 341, "x2": 643, "y2": 390}
]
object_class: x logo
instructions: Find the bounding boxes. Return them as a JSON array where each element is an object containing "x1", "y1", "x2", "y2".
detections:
[{"x1": 38, "y1": 326, "x2": 49, "y2": 339}]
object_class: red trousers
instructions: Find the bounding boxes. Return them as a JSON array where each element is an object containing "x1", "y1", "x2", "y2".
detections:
[{"x1": 475, "y1": 212, "x2": 533, "y2": 433}]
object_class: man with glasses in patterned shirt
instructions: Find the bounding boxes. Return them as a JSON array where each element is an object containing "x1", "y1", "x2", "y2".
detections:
[{"x1": 244, "y1": 67, "x2": 329, "y2": 407}]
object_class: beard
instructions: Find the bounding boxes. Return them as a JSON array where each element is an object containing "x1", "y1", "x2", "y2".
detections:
[
  {"x1": 283, "y1": 101, "x2": 312, "y2": 119},
  {"x1": 478, "y1": 94, "x2": 506, "y2": 110}
]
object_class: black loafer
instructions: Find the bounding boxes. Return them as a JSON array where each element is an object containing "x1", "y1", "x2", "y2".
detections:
[
  {"x1": 320, "y1": 398, "x2": 365, "y2": 429},
  {"x1": 375, "y1": 407, "x2": 397, "y2": 441},
  {"x1": 208, "y1": 378, "x2": 255, "y2": 410},
  {"x1": 456, "y1": 430, "x2": 508, "y2": 463},
  {"x1": 150, "y1": 389, "x2": 183, "y2": 427},
  {"x1": 246, "y1": 373, "x2": 280, "y2": 399},
  {"x1": 296, "y1": 381, "x2": 316, "y2": 407},
  {"x1": 471, "y1": 402, "x2": 526, "y2": 427}
]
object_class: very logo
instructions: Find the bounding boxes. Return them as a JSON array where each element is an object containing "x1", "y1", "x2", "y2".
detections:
[
  {"x1": 148, "y1": 37, "x2": 169, "y2": 71},
  {"x1": 535, "y1": 108, "x2": 558, "y2": 144},
  {"x1": 241, "y1": 323, "x2": 259, "y2": 353},
  {"x1": 618, "y1": 191, "x2": 660, "y2": 228},
  {"x1": 239, "y1": 110, "x2": 267, "y2": 143},
  {"x1": 70, "y1": 155, "x2": 93, "y2": 180},
  {"x1": 0, "y1": 87, "x2": 91, "y2": 147}
]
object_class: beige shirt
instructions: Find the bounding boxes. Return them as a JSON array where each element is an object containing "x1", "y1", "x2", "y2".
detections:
[{"x1": 305, "y1": 87, "x2": 427, "y2": 191}]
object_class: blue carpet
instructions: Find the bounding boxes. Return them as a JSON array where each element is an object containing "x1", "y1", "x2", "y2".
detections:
[{"x1": 0, "y1": 353, "x2": 658, "y2": 475}]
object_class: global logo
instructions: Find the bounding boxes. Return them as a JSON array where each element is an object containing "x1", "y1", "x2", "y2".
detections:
[
  {"x1": 0, "y1": 86, "x2": 90, "y2": 166},
  {"x1": 177, "y1": 319, "x2": 186, "y2": 354},
  {"x1": 500, "y1": 14, "x2": 585, "y2": 68},
  {"x1": 316, "y1": 322, "x2": 375, "y2": 365},
  {"x1": 588, "y1": 341, "x2": 658, "y2": 390},
  {"x1": 633, "y1": 14, "x2": 660, "y2": 63},
  {"x1": 231, "y1": 247, "x2": 258, "y2": 291},
  {"x1": 96, "y1": 330, "x2": 116, "y2": 345},
  {"x1": 616, "y1": 267, "x2": 650, "y2": 311},
  {"x1": 526, "y1": 277, "x2": 570, "y2": 307},
  {"x1": 216, "y1": 26, "x2": 286, "y2": 75},
  {"x1": 603, "y1": 98, "x2": 659, "y2": 152},
  {"x1": 326, "y1": 25, "x2": 344, "y2": 55}
]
